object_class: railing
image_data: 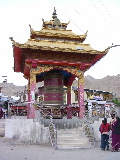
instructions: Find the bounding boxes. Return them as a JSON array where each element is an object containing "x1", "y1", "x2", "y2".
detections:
[
  {"x1": 49, "y1": 115, "x2": 58, "y2": 150},
  {"x1": 60, "y1": 120, "x2": 82, "y2": 130},
  {"x1": 83, "y1": 113, "x2": 95, "y2": 146}
]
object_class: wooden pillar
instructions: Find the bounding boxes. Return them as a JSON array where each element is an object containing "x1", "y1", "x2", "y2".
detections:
[
  {"x1": 78, "y1": 73, "x2": 85, "y2": 119},
  {"x1": 67, "y1": 85, "x2": 71, "y2": 105},
  {"x1": 27, "y1": 79, "x2": 30, "y2": 119},
  {"x1": 27, "y1": 71, "x2": 36, "y2": 119},
  {"x1": 67, "y1": 85, "x2": 72, "y2": 119}
]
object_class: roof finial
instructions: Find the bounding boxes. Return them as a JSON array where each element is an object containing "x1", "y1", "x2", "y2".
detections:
[
  {"x1": 52, "y1": 7, "x2": 57, "y2": 19},
  {"x1": 9, "y1": 37, "x2": 13, "y2": 41}
]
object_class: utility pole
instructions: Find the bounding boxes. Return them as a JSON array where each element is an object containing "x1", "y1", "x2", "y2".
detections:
[{"x1": 2, "y1": 76, "x2": 7, "y2": 83}]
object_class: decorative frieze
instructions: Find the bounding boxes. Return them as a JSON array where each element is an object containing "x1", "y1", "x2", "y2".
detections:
[
  {"x1": 30, "y1": 72, "x2": 36, "y2": 85},
  {"x1": 29, "y1": 64, "x2": 83, "y2": 78},
  {"x1": 78, "y1": 73, "x2": 84, "y2": 86},
  {"x1": 25, "y1": 51, "x2": 95, "y2": 64}
]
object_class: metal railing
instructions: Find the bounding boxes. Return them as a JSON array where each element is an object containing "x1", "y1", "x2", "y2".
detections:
[
  {"x1": 83, "y1": 113, "x2": 95, "y2": 146},
  {"x1": 48, "y1": 115, "x2": 58, "y2": 150}
]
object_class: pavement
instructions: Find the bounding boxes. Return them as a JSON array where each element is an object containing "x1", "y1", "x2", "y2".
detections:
[{"x1": 0, "y1": 137, "x2": 120, "y2": 160}]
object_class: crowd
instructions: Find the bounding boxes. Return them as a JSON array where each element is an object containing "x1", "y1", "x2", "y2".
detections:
[
  {"x1": 99, "y1": 114, "x2": 120, "y2": 152},
  {"x1": 85, "y1": 103, "x2": 116, "y2": 118}
]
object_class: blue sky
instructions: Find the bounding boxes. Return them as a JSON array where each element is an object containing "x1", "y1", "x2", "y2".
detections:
[{"x1": 0, "y1": 0, "x2": 120, "y2": 86}]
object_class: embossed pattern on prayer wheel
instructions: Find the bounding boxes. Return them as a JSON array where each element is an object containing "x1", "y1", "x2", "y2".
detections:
[{"x1": 44, "y1": 72, "x2": 64, "y2": 104}]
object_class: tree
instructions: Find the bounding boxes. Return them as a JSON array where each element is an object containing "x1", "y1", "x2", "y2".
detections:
[{"x1": 112, "y1": 98, "x2": 120, "y2": 107}]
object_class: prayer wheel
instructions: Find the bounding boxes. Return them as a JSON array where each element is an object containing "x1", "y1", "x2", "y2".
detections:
[{"x1": 43, "y1": 72, "x2": 64, "y2": 105}]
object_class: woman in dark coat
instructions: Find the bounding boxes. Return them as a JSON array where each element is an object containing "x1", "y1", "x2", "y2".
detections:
[
  {"x1": 0, "y1": 108, "x2": 3, "y2": 119},
  {"x1": 111, "y1": 117, "x2": 120, "y2": 151}
]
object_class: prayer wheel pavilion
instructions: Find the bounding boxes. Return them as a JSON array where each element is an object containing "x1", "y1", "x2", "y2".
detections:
[{"x1": 10, "y1": 8, "x2": 109, "y2": 119}]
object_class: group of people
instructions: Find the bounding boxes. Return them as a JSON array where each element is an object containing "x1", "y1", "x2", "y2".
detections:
[
  {"x1": 85, "y1": 102, "x2": 115, "y2": 118},
  {"x1": 99, "y1": 114, "x2": 120, "y2": 152}
]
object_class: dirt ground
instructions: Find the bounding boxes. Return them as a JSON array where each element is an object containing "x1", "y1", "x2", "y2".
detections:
[{"x1": 0, "y1": 137, "x2": 120, "y2": 160}]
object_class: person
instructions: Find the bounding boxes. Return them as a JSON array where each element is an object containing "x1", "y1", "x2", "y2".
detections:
[
  {"x1": 85, "y1": 102, "x2": 88, "y2": 114},
  {"x1": 110, "y1": 113, "x2": 116, "y2": 129},
  {"x1": 105, "y1": 106, "x2": 110, "y2": 117},
  {"x1": 109, "y1": 113, "x2": 116, "y2": 139},
  {"x1": 99, "y1": 118, "x2": 110, "y2": 151},
  {"x1": 111, "y1": 106, "x2": 116, "y2": 116},
  {"x1": 0, "y1": 108, "x2": 3, "y2": 119},
  {"x1": 111, "y1": 117, "x2": 120, "y2": 152}
]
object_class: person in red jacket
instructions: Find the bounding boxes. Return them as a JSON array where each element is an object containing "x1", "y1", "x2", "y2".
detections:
[{"x1": 99, "y1": 118, "x2": 110, "y2": 151}]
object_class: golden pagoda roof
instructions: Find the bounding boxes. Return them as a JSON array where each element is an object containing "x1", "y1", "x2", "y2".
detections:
[
  {"x1": 11, "y1": 8, "x2": 110, "y2": 76},
  {"x1": 29, "y1": 7, "x2": 87, "y2": 42},
  {"x1": 10, "y1": 7, "x2": 109, "y2": 56},
  {"x1": 30, "y1": 26, "x2": 88, "y2": 40},
  {"x1": 12, "y1": 39, "x2": 109, "y2": 54}
]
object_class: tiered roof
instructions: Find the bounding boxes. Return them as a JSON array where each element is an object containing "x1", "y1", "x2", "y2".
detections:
[
  {"x1": 11, "y1": 7, "x2": 109, "y2": 54},
  {"x1": 10, "y1": 7, "x2": 109, "y2": 77}
]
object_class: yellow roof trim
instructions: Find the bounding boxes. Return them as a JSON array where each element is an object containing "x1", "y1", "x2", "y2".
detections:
[
  {"x1": 30, "y1": 28, "x2": 87, "y2": 39},
  {"x1": 27, "y1": 38, "x2": 88, "y2": 45},
  {"x1": 12, "y1": 40, "x2": 109, "y2": 55}
]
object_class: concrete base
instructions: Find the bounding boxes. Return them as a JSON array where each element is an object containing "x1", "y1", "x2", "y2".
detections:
[
  {"x1": 4, "y1": 117, "x2": 112, "y2": 144},
  {"x1": 5, "y1": 119, "x2": 49, "y2": 144}
]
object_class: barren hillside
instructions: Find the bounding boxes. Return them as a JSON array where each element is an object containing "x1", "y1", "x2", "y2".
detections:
[
  {"x1": 0, "y1": 75, "x2": 120, "y2": 98},
  {"x1": 73, "y1": 74, "x2": 120, "y2": 98}
]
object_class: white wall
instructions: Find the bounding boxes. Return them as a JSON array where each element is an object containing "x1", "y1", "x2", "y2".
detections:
[
  {"x1": 5, "y1": 119, "x2": 49, "y2": 144},
  {"x1": 71, "y1": 89, "x2": 76, "y2": 103}
]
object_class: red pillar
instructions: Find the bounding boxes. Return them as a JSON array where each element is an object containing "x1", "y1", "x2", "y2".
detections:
[
  {"x1": 27, "y1": 81, "x2": 30, "y2": 119},
  {"x1": 67, "y1": 85, "x2": 72, "y2": 119},
  {"x1": 27, "y1": 73, "x2": 36, "y2": 119},
  {"x1": 78, "y1": 73, "x2": 85, "y2": 119}
]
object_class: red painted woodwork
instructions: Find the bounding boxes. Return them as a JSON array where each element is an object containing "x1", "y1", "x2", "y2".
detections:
[
  {"x1": 25, "y1": 59, "x2": 88, "y2": 68},
  {"x1": 13, "y1": 46, "x2": 21, "y2": 72},
  {"x1": 11, "y1": 106, "x2": 27, "y2": 110},
  {"x1": 78, "y1": 84, "x2": 84, "y2": 119},
  {"x1": 44, "y1": 93, "x2": 63, "y2": 101}
]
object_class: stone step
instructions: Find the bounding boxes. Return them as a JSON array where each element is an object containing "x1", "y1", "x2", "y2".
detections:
[
  {"x1": 57, "y1": 142, "x2": 92, "y2": 149},
  {"x1": 56, "y1": 127, "x2": 93, "y2": 149},
  {"x1": 57, "y1": 139, "x2": 89, "y2": 144},
  {"x1": 57, "y1": 132, "x2": 86, "y2": 137},
  {"x1": 57, "y1": 135, "x2": 86, "y2": 139},
  {"x1": 57, "y1": 129, "x2": 83, "y2": 134},
  {"x1": 0, "y1": 120, "x2": 5, "y2": 137}
]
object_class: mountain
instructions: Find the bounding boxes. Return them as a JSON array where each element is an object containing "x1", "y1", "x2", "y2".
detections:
[
  {"x1": 0, "y1": 83, "x2": 25, "y2": 98},
  {"x1": 72, "y1": 75, "x2": 120, "y2": 98},
  {"x1": 0, "y1": 75, "x2": 120, "y2": 98},
  {"x1": 0, "y1": 82, "x2": 44, "y2": 98},
  {"x1": 86, "y1": 75, "x2": 120, "y2": 98}
]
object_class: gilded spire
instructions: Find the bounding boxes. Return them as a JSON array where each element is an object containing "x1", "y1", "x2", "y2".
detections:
[
  {"x1": 52, "y1": 7, "x2": 57, "y2": 19},
  {"x1": 41, "y1": 8, "x2": 70, "y2": 30}
]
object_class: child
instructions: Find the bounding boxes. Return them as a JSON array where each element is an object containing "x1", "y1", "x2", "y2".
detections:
[{"x1": 99, "y1": 118, "x2": 110, "y2": 151}]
